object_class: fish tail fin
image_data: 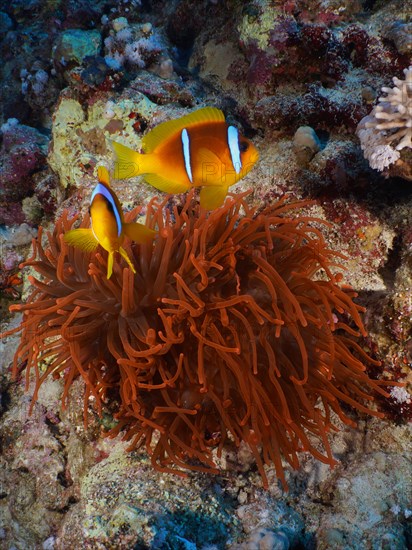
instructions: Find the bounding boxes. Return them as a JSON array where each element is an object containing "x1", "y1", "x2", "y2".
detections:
[
  {"x1": 64, "y1": 229, "x2": 98, "y2": 252},
  {"x1": 112, "y1": 141, "x2": 153, "y2": 179},
  {"x1": 119, "y1": 247, "x2": 136, "y2": 274},
  {"x1": 123, "y1": 222, "x2": 157, "y2": 244}
]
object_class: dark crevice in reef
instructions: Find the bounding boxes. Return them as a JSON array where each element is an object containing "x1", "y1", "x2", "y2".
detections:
[
  {"x1": 56, "y1": 495, "x2": 80, "y2": 515},
  {"x1": 0, "y1": 384, "x2": 12, "y2": 418},
  {"x1": 378, "y1": 232, "x2": 403, "y2": 291},
  {"x1": 57, "y1": 470, "x2": 73, "y2": 489}
]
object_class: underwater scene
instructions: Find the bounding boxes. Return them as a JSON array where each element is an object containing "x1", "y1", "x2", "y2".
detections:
[{"x1": 0, "y1": 0, "x2": 411, "y2": 548}]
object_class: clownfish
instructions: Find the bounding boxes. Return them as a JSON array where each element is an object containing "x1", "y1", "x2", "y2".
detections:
[
  {"x1": 112, "y1": 107, "x2": 259, "y2": 210},
  {"x1": 64, "y1": 166, "x2": 156, "y2": 279}
]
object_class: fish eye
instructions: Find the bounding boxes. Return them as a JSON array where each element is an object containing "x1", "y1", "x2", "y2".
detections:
[{"x1": 239, "y1": 141, "x2": 249, "y2": 153}]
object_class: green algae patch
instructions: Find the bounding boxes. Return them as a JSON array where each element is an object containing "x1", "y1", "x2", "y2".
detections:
[
  {"x1": 53, "y1": 29, "x2": 102, "y2": 66},
  {"x1": 238, "y1": 1, "x2": 282, "y2": 50}
]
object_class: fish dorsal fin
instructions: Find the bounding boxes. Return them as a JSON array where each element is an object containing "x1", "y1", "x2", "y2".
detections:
[
  {"x1": 144, "y1": 173, "x2": 191, "y2": 194},
  {"x1": 123, "y1": 222, "x2": 157, "y2": 243},
  {"x1": 200, "y1": 185, "x2": 229, "y2": 211},
  {"x1": 97, "y1": 166, "x2": 110, "y2": 186},
  {"x1": 142, "y1": 107, "x2": 226, "y2": 153},
  {"x1": 64, "y1": 228, "x2": 99, "y2": 252}
]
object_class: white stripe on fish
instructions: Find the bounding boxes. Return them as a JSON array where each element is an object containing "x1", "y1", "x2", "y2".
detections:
[
  {"x1": 227, "y1": 125, "x2": 242, "y2": 174},
  {"x1": 181, "y1": 128, "x2": 193, "y2": 183}
]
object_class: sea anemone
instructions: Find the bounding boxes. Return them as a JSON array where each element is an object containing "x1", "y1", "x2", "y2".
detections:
[{"x1": 3, "y1": 191, "x2": 392, "y2": 489}]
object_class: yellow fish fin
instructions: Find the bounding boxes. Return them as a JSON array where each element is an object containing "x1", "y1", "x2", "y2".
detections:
[
  {"x1": 64, "y1": 229, "x2": 99, "y2": 252},
  {"x1": 97, "y1": 166, "x2": 110, "y2": 186},
  {"x1": 112, "y1": 141, "x2": 148, "y2": 179},
  {"x1": 197, "y1": 147, "x2": 224, "y2": 187},
  {"x1": 119, "y1": 247, "x2": 136, "y2": 274},
  {"x1": 144, "y1": 173, "x2": 191, "y2": 194},
  {"x1": 142, "y1": 107, "x2": 225, "y2": 153},
  {"x1": 123, "y1": 222, "x2": 157, "y2": 243},
  {"x1": 200, "y1": 185, "x2": 229, "y2": 211},
  {"x1": 107, "y1": 252, "x2": 114, "y2": 279}
]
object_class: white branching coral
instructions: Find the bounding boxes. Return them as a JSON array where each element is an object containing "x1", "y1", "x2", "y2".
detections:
[
  {"x1": 370, "y1": 66, "x2": 412, "y2": 151},
  {"x1": 357, "y1": 66, "x2": 412, "y2": 172},
  {"x1": 390, "y1": 386, "x2": 411, "y2": 405},
  {"x1": 104, "y1": 17, "x2": 163, "y2": 71}
]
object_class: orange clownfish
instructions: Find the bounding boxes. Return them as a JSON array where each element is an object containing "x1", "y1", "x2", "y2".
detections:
[
  {"x1": 64, "y1": 166, "x2": 156, "y2": 279},
  {"x1": 112, "y1": 107, "x2": 259, "y2": 210}
]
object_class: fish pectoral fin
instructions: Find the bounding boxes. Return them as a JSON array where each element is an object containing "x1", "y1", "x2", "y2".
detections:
[
  {"x1": 97, "y1": 166, "x2": 110, "y2": 186},
  {"x1": 123, "y1": 222, "x2": 157, "y2": 243},
  {"x1": 107, "y1": 252, "x2": 114, "y2": 279},
  {"x1": 200, "y1": 185, "x2": 229, "y2": 211},
  {"x1": 196, "y1": 148, "x2": 223, "y2": 186},
  {"x1": 64, "y1": 229, "x2": 99, "y2": 252},
  {"x1": 119, "y1": 247, "x2": 136, "y2": 274},
  {"x1": 144, "y1": 173, "x2": 190, "y2": 194},
  {"x1": 142, "y1": 107, "x2": 225, "y2": 153},
  {"x1": 111, "y1": 141, "x2": 144, "y2": 179}
]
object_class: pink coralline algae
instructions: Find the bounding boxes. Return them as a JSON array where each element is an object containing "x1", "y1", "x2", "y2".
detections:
[
  {"x1": 235, "y1": 20, "x2": 375, "y2": 100},
  {"x1": 222, "y1": 10, "x2": 409, "y2": 135},
  {"x1": 342, "y1": 24, "x2": 408, "y2": 75},
  {"x1": 253, "y1": 81, "x2": 369, "y2": 136},
  {"x1": 0, "y1": 119, "x2": 48, "y2": 224}
]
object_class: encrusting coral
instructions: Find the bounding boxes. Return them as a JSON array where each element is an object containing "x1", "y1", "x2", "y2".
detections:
[{"x1": 3, "y1": 191, "x2": 394, "y2": 489}]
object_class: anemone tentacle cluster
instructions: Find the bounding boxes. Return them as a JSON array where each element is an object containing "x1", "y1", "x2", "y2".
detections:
[{"x1": 4, "y1": 192, "x2": 391, "y2": 488}]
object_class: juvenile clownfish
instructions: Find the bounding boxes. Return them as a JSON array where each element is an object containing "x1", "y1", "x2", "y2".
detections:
[
  {"x1": 64, "y1": 166, "x2": 156, "y2": 279},
  {"x1": 112, "y1": 107, "x2": 259, "y2": 210}
]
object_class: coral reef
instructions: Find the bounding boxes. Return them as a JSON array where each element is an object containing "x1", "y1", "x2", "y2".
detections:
[
  {"x1": 48, "y1": 88, "x2": 158, "y2": 189},
  {"x1": 4, "y1": 191, "x2": 395, "y2": 491},
  {"x1": 56, "y1": 443, "x2": 234, "y2": 549},
  {"x1": 313, "y1": 436, "x2": 411, "y2": 548},
  {"x1": 382, "y1": 20, "x2": 412, "y2": 56},
  {"x1": 1, "y1": 0, "x2": 411, "y2": 547},
  {"x1": 19, "y1": 67, "x2": 60, "y2": 115}
]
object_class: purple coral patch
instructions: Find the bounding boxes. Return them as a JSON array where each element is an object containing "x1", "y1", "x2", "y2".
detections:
[{"x1": 0, "y1": 120, "x2": 48, "y2": 221}]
